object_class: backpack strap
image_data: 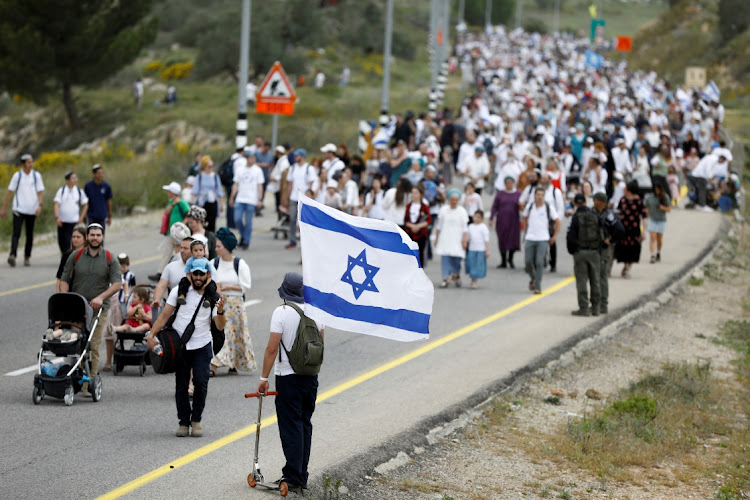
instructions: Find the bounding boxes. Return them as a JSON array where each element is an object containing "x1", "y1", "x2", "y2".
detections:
[
  {"x1": 213, "y1": 256, "x2": 220, "y2": 269},
  {"x1": 233, "y1": 257, "x2": 240, "y2": 276},
  {"x1": 279, "y1": 300, "x2": 304, "y2": 362},
  {"x1": 177, "y1": 200, "x2": 188, "y2": 220}
]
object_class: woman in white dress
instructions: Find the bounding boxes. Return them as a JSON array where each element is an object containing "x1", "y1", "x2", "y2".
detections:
[
  {"x1": 434, "y1": 188, "x2": 469, "y2": 288},
  {"x1": 210, "y1": 228, "x2": 256, "y2": 376}
]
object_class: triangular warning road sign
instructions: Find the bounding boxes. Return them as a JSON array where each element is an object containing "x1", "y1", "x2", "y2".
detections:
[{"x1": 256, "y1": 62, "x2": 297, "y2": 103}]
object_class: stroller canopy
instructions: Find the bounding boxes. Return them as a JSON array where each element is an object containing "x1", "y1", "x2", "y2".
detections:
[{"x1": 48, "y1": 293, "x2": 94, "y2": 331}]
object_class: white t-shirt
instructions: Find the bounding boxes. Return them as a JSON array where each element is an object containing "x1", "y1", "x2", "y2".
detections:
[
  {"x1": 287, "y1": 163, "x2": 316, "y2": 202},
  {"x1": 525, "y1": 202, "x2": 558, "y2": 242},
  {"x1": 166, "y1": 286, "x2": 218, "y2": 351},
  {"x1": 365, "y1": 190, "x2": 386, "y2": 220},
  {"x1": 54, "y1": 185, "x2": 88, "y2": 223},
  {"x1": 8, "y1": 169, "x2": 44, "y2": 215},
  {"x1": 587, "y1": 167, "x2": 608, "y2": 194},
  {"x1": 233, "y1": 164, "x2": 264, "y2": 205},
  {"x1": 467, "y1": 223, "x2": 490, "y2": 251},
  {"x1": 161, "y1": 258, "x2": 187, "y2": 290},
  {"x1": 270, "y1": 302, "x2": 325, "y2": 377},
  {"x1": 324, "y1": 158, "x2": 345, "y2": 183}
]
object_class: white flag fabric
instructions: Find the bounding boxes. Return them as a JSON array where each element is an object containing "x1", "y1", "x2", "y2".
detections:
[
  {"x1": 371, "y1": 116, "x2": 396, "y2": 149},
  {"x1": 298, "y1": 194, "x2": 434, "y2": 342}
]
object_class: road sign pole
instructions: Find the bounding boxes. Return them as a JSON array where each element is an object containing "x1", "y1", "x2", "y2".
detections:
[
  {"x1": 380, "y1": 0, "x2": 394, "y2": 123},
  {"x1": 236, "y1": 0, "x2": 251, "y2": 149},
  {"x1": 485, "y1": 0, "x2": 492, "y2": 31},
  {"x1": 271, "y1": 114, "x2": 279, "y2": 150}
]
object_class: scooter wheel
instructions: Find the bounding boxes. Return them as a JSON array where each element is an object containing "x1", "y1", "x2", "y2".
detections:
[
  {"x1": 279, "y1": 482, "x2": 288, "y2": 497},
  {"x1": 247, "y1": 474, "x2": 256, "y2": 488}
]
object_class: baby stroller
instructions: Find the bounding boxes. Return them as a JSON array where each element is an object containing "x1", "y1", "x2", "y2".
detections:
[
  {"x1": 33, "y1": 293, "x2": 103, "y2": 406},
  {"x1": 112, "y1": 284, "x2": 155, "y2": 376},
  {"x1": 272, "y1": 208, "x2": 289, "y2": 240}
]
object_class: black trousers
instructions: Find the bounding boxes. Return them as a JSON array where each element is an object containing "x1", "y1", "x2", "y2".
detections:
[
  {"x1": 203, "y1": 201, "x2": 218, "y2": 233},
  {"x1": 275, "y1": 374, "x2": 318, "y2": 488},
  {"x1": 57, "y1": 222, "x2": 76, "y2": 253},
  {"x1": 11, "y1": 212, "x2": 36, "y2": 258}
]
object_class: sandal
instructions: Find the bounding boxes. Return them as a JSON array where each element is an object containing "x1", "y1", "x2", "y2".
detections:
[
  {"x1": 228, "y1": 368, "x2": 238, "y2": 375},
  {"x1": 528, "y1": 280, "x2": 535, "y2": 291},
  {"x1": 209, "y1": 370, "x2": 216, "y2": 377},
  {"x1": 101, "y1": 364, "x2": 112, "y2": 372},
  {"x1": 188, "y1": 384, "x2": 194, "y2": 398}
]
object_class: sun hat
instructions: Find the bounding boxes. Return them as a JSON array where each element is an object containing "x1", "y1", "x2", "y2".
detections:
[{"x1": 278, "y1": 272, "x2": 304, "y2": 303}]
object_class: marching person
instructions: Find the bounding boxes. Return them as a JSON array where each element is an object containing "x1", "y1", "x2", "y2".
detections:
[
  {"x1": 150, "y1": 182, "x2": 190, "y2": 281},
  {"x1": 59, "y1": 223, "x2": 121, "y2": 392},
  {"x1": 567, "y1": 193, "x2": 602, "y2": 316},
  {"x1": 53, "y1": 171, "x2": 88, "y2": 254},
  {"x1": 522, "y1": 187, "x2": 560, "y2": 294},
  {"x1": 148, "y1": 258, "x2": 226, "y2": 438},
  {"x1": 257, "y1": 272, "x2": 325, "y2": 493},
  {"x1": 593, "y1": 192, "x2": 624, "y2": 314},
  {"x1": 1, "y1": 154, "x2": 45, "y2": 267},
  {"x1": 84, "y1": 164, "x2": 113, "y2": 232}
]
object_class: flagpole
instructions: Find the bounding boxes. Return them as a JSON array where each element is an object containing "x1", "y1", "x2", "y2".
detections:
[
  {"x1": 380, "y1": 0, "x2": 394, "y2": 125},
  {"x1": 236, "y1": 0, "x2": 251, "y2": 149}
]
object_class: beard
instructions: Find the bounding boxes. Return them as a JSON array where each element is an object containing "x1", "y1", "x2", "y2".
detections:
[
  {"x1": 192, "y1": 278, "x2": 206, "y2": 290},
  {"x1": 88, "y1": 240, "x2": 102, "y2": 249}
]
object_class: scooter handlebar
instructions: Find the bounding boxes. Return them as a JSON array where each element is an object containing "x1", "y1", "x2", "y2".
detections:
[{"x1": 245, "y1": 391, "x2": 278, "y2": 398}]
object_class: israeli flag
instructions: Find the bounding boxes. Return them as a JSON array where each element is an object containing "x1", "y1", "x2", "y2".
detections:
[
  {"x1": 371, "y1": 116, "x2": 396, "y2": 149},
  {"x1": 702, "y1": 80, "x2": 720, "y2": 103},
  {"x1": 585, "y1": 50, "x2": 603, "y2": 70},
  {"x1": 298, "y1": 194, "x2": 434, "y2": 342}
]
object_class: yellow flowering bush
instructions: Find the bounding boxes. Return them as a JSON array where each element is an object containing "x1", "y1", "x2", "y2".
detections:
[
  {"x1": 160, "y1": 61, "x2": 194, "y2": 81},
  {"x1": 144, "y1": 60, "x2": 165, "y2": 72},
  {"x1": 354, "y1": 54, "x2": 384, "y2": 77}
]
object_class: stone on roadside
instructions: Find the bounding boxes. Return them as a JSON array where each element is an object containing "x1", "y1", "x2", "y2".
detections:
[
  {"x1": 585, "y1": 388, "x2": 604, "y2": 400},
  {"x1": 550, "y1": 389, "x2": 564, "y2": 397},
  {"x1": 568, "y1": 390, "x2": 578, "y2": 399}
]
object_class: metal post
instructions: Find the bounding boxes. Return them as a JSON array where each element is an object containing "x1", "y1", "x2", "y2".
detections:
[
  {"x1": 436, "y1": 0, "x2": 449, "y2": 109},
  {"x1": 380, "y1": 0, "x2": 394, "y2": 122},
  {"x1": 429, "y1": 0, "x2": 438, "y2": 116},
  {"x1": 485, "y1": 0, "x2": 492, "y2": 31},
  {"x1": 236, "y1": 0, "x2": 251, "y2": 149},
  {"x1": 553, "y1": 0, "x2": 560, "y2": 33},
  {"x1": 515, "y1": 0, "x2": 522, "y2": 29},
  {"x1": 458, "y1": 0, "x2": 465, "y2": 25},
  {"x1": 271, "y1": 114, "x2": 278, "y2": 150}
]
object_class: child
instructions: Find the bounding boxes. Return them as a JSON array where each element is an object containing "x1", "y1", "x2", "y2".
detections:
[
  {"x1": 177, "y1": 239, "x2": 220, "y2": 308},
  {"x1": 667, "y1": 164, "x2": 680, "y2": 206},
  {"x1": 460, "y1": 183, "x2": 483, "y2": 224},
  {"x1": 322, "y1": 179, "x2": 342, "y2": 210},
  {"x1": 465, "y1": 210, "x2": 490, "y2": 289},
  {"x1": 118, "y1": 253, "x2": 136, "y2": 318},
  {"x1": 109, "y1": 287, "x2": 153, "y2": 334}
]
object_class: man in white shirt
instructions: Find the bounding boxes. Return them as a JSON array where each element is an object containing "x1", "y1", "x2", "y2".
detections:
[
  {"x1": 148, "y1": 258, "x2": 226, "y2": 438},
  {"x1": 687, "y1": 152, "x2": 714, "y2": 210},
  {"x1": 53, "y1": 171, "x2": 89, "y2": 253},
  {"x1": 458, "y1": 144, "x2": 491, "y2": 193},
  {"x1": 1, "y1": 154, "x2": 45, "y2": 267},
  {"x1": 230, "y1": 154, "x2": 264, "y2": 249},
  {"x1": 268, "y1": 145, "x2": 290, "y2": 215},
  {"x1": 523, "y1": 187, "x2": 560, "y2": 294},
  {"x1": 320, "y1": 143, "x2": 344, "y2": 183},
  {"x1": 611, "y1": 138, "x2": 633, "y2": 176},
  {"x1": 584, "y1": 157, "x2": 608, "y2": 194},
  {"x1": 257, "y1": 272, "x2": 325, "y2": 492},
  {"x1": 284, "y1": 149, "x2": 316, "y2": 249},
  {"x1": 495, "y1": 149, "x2": 523, "y2": 189},
  {"x1": 540, "y1": 173, "x2": 565, "y2": 273}
]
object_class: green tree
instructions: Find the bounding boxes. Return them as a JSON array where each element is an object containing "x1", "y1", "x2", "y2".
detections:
[
  {"x1": 464, "y1": 0, "x2": 516, "y2": 27},
  {"x1": 718, "y1": 0, "x2": 750, "y2": 45},
  {"x1": 0, "y1": 0, "x2": 158, "y2": 129}
]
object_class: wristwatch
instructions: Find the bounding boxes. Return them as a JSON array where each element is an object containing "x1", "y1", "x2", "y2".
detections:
[{"x1": 217, "y1": 311, "x2": 225, "y2": 315}]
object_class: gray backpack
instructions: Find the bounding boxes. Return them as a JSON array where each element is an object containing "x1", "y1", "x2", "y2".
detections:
[{"x1": 279, "y1": 302, "x2": 324, "y2": 376}]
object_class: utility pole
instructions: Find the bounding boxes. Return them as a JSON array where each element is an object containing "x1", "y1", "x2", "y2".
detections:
[
  {"x1": 436, "y1": 0, "x2": 449, "y2": 110},
  {"x1": 515, "y1": 0, "x2": 522, "y2": 29},
  {"x1": 236, "y1": 0, "x2": 251, "y2": 149},
  {"x1": 485, "y1": 0, "x2": 492, "y2": 32},
  {"x1": 429, "y1": 0, "x2": 438, "y2": 116},
  {"x1": 379, "y1": 0, "x2": 394, "y2": 124},
  {"x1": 553, "y1": 0, "x2": 560, "y2": 33}
]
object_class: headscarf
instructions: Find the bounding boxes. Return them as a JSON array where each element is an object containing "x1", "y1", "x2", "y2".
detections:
[
  {"x1": 215, "y1": 227, "x2": 238, "y2": 252},
  {"x1": 446, "y1": 188, "x2": 462, "y2": 200},
  {"x1": 186, "y1": 205, "x2": 208, "y2": 227}
]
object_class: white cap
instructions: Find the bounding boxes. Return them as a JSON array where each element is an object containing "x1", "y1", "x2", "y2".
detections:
[
  {"x1": 191, "y1": 233, "x2": 208, "y2": 245},
  {"x1": 326, "y1": 179, "x2": 338, "y2": 189},
  {"x1": 185, "y1": 175, "x2": 196, "y2": 186},
  {"x1": 320, "y1": 143, "x2": 337, "y2": 153},
  {"x1": 275, "y1": 145, "x2": 286, "y2": 154},
  {"x1": 162, "y1": 182, "x2": 181, "y2": 195}
]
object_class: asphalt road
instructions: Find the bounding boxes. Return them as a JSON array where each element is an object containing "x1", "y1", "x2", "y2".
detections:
[{"x1": 0, "y1": 202, "x2": 722, "y2": 499}]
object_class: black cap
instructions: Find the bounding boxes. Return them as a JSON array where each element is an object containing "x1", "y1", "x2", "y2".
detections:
[{"x1": 574, "y1": 193, "x2": 586, "y2": 204}]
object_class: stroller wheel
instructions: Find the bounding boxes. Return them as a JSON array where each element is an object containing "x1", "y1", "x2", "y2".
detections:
[
  {"x1": 32, "y1": 387, "x2": 44, "y2": 405},
  {"x1": 64, "y1": 386, "x2": 74, "y2": 406},
  {"x1": 113, "y1": 361, "x2": 121, "y2": 376},
  {"x1": 139, "y1": 363, "x2": 146, "y2": 377},
  {"x1": 91, "y1": 375, "x2": 103, "y2": 402}
]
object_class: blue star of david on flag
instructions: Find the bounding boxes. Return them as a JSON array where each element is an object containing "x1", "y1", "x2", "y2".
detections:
[{"x1": 341, "y1": 249, "x2": 380, "y2": 299}]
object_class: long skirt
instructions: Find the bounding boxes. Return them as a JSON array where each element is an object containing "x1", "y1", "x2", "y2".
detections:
[
  {"x1": 465, "y1": 250, "x2": 487, "y2": 279},
  {"x1": 212, "y1": 295, "x2": 257, "y2": 372}
]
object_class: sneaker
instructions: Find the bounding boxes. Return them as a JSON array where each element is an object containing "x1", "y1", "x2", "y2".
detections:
[
  {"x1": 176, "y1": 425, "x2": 189, "y2": 437},
  {"x1": 571, "y1": 309, "x2": 591, "y2": 317},
  {"x1": 591, "y1": 309, "x2": 600, "y2": 317},
  {"x1": 650, "y1": 255, "x2": 656, "y2": 264},
  {"x1": 508, "y1": 261, "x2": 515, "y2": 269},
  {"x1": 700, "y1": 205, "x2": 714, "y2": 212},
  {"x1": 549, "y1": 266, "x2": 556, "y2": 273},
  {"x1": 273, "y1": 478, "x2": 302, "y2": 494},
  {"x1": 497, "y1": 262, "x2": 507, "y2": 269},
  {"x1": 190, "y1": 421, "x2": 203, "y2": 437},
  {"x1": 600, "y1": 306, "x2": 608, "y2": 314},
  {"x1": 148, "y1": 273, "x2": 161, "y2": 282},
  {"x1": 656, "y1": 253, "x2": 661, "y2": 262},
  {"x1": 176, "y1": 295, "x2": 186, "y2": 305},
  {"x1": 7, "y1": 255, "x2": 16, "y2": 267},
  {"x1": 24, "y1": 257, "x2": 30, "y2": 266},
  {"x1": 80, "y1": 382, "x2": 92, "y2": 397},
  {"x1": 285, "y1": 243, "x2": 297, "y2": 250}
]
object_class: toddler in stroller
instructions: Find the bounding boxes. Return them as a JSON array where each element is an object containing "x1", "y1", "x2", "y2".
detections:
[
  {"x1": 33, "y1": 293, "x2": 103, "y2": 406},
  {"x1": 108, "y1": 285, "x2": 155, "y2": 376}
]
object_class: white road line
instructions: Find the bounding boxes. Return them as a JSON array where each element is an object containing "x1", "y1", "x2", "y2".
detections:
[
  {"x1": 244, "y1": 299, "x2": 262, "y2": 308},
  {"x1": 5, "y1": 357, "x2": 63, "y2": 377}
]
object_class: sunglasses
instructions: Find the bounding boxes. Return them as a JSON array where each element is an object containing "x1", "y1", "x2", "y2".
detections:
[{"x1": 191, "y1": 270, "x2": 207, "y2": 277}]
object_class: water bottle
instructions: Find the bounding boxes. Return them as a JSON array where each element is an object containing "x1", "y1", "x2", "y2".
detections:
[
  {"x1": 153, "y1": 345, "x2": 164, "y2": 357},
  {"x1": 41, "y1": 360, "x2": 58, "y2": 377}
]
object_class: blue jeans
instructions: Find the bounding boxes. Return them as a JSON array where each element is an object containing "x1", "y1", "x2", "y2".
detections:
[
  {"x1": 175, "y1": 342, "x2": 212, "y2": 426},
  {"x1": 441, "y1": 255, "x2": 462, "y2": 279},
  {"x1": 525, "y1": 240, "x2": 548, "y2": 291},
  {"x1": 275, "y1": 374, "x2": 318, "y2": 487},
  {"x1": 234, "y1": 203, "x2": 256, "y2": 246},
  {"x1": 288, "y1": 201, "x2": 299, "y2": 246}
]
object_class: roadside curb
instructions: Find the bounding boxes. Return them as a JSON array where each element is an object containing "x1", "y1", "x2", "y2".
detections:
[{"x1": 318, "y1": 215, "x2": 731, "y2": 497}]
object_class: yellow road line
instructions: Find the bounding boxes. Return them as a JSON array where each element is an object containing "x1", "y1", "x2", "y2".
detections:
[{"x1": 96, "y1": 276, "x2": 575, "y2": 499}]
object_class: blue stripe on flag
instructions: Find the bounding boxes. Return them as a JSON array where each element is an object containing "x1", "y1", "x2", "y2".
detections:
[
  {"x1": 304, "y1": 286, "x2": 430, "y2": 335},
  {"x1": 300, "y1": 203, "x2": 421, "y2": 264}
]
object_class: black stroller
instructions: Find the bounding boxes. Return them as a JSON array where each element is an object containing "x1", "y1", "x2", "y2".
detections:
[
  {"x1": 33, "y1": 293, "x2": 103, "y2": 406},
  {"x1": 112, "y1": 284, "x2": 155, "y2": 376}
]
